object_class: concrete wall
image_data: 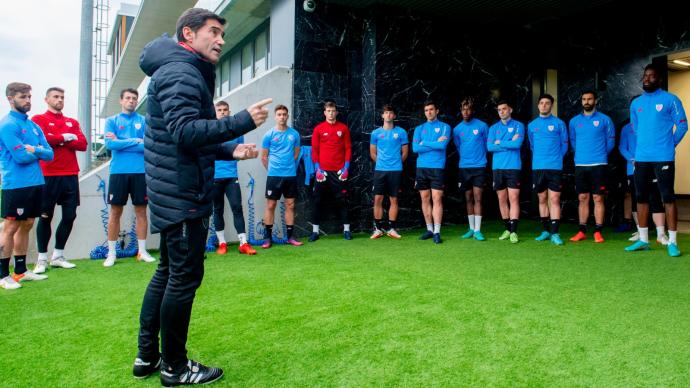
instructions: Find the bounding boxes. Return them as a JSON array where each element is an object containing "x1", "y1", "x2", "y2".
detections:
[{"x1": 216, "y1": 65, "x2": 295, "y2": 243}]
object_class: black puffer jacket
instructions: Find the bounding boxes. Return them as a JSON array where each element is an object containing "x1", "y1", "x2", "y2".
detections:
[{"x1": 140, "y1": 35, "x2": 256, "y2": 233}]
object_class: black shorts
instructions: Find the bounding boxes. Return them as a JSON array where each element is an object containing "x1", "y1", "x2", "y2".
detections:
[
  {"x1": 266, "y1": 176, "x2": 298, "y2": 200},
  {"x1": 1, "y1": 185, "x2": 43, "y2": 220},
  {"x1": 42, "y1": 175, "x2": 80, "y2": 213},
  {"x1": 108, "y1": 173, "x2": 147, "y2": 206},
  {"x1": 492, "y1": 169, "x2": 521, "y2": 191},
  {"x1": 575, "y1": 165, "x2": 608, "y2": 195},
  {"x1": 458, "y1": 168, "x2": 487, "y2": 191},
  {"x1": 373, "y1": 171, "x2": 402, "y2": 197},
  {"x1": 313, "y1": 171, "x2": 348, "y2": 201},
  {"x1": 532, "y1": 169, "x2": 563, "y2": 193},
  {"x1": 628, "y1": 174, "x2": 664, "y2": 213},
  {"x1": 415, "y1": 168, "x2": 444, "y2": 191},
  {"x1": 634, "y1": 161, "x2": 675, "y2": 204}
]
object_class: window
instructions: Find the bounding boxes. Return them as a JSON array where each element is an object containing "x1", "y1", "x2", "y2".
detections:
[
  {"x1": 254, "y1": 30, "x2": 268, "y2": 77},
  {"x1": 215, "y1": 67, "x2": 221, "y2": 97},
  {"x1": 241, "y1": 43, "x2": 253, "y2": 84},
  {"x1": 221, "y1": 58, "x2": 230, "y2": 95}
]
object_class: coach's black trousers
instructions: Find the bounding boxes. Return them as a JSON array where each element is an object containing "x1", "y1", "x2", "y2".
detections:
[{"x1": 137, "y1": 217, "x2": 208, "y2": 371}]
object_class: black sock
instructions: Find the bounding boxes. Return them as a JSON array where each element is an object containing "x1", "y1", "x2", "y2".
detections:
[
  {"x1": 550, "y1": 219, "x2": 560, "y2": 234},
  {"x1": 287, "y1": 225, "x2": 294, "y2": 239},
  {"x1": 510, "y1": 219, "x2": 519, "y2": 233},
  {"x1": 503, "y1": 218, "x2": 510, "y2": 231},
  {"x1": 375, "y1": 219, "x2": 383, "y2": 231},
  {"x1": 579, "y1": 224, "x2": 587, "y2": 233},
  {"x1": 389, "y1": 220, "x2": 397, "y2": 230},
  {"x1": 595, "y1": 224, "x2": 603, "y2": 233},
  {"x1": 541, "y1": 217, "x2": 550, "y2": 232},
  {"x1": 264, "y1": 224, "x2": 273, "y2": 240},
  {"x1": 14, "y1": 255, "x2": 27, "y2": 275},
  {"x1": 0, "y1": 258, "x2": 10, "y2": 278}
]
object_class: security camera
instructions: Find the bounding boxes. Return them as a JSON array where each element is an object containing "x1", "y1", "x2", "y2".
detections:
[{"x1": 303, "y1": 0, "x2": 316, "y2": 12}]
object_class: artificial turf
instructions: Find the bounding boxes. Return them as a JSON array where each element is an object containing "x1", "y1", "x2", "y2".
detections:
[{"x1": 1, "y1": 221, "x2": 689, "y2": 387}]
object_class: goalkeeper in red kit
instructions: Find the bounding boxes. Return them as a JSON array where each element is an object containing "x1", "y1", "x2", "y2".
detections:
[{"x1": 309, "y1": 101, "x2": 353, "y2": 241}]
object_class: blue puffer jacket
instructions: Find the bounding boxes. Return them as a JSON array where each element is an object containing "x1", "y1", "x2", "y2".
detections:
[{"x1": 139, "y1": 35, "x2": 256, "y2": 233}]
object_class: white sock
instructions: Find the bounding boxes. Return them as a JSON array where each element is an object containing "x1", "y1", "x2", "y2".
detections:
[
  {"x1": 52, "y1": 249, "x2": 64, "y2": 260},
  {"x1": 433, "y1": 224, "x2": 441, "y2": 234},
  {"x1": 138, "y1": 239, "x2": 147, "y2": 254},
  {"x1": 313, "y1": 224, "x2": 319, "y2": 233},
  {"x1": 343, "y1": 224, "x2": 350, "y2": 232},
  {"x1": 638, "y1": 227, "x2": 649, "y2": 243},
  {"x1": 108, "y1": 240, "x2": 117, "y2": 257},
  {"x1": 468, "y1": 215, "x2": 475, "y2": 230},
  {"x1": 426, "y1": 224, "x2": 433, "y2": 232},
  {"x1": 216, "y1": 230, "x2": 226, "y2": 244},
  {"x1": 38, "y1": 252, "x2": 48, "y2": 262},
  {"x1": 669, "y1": 230, "x2": 677, "y2": 244},
  {"x1": 474, "y1": 216, "x2": 482, "y2": 232},
  {"x1": 656, "y1": 226, "x2": 666, "y2": 239},
  {"x1": 238, "y1": 233, "x2": 247, "y2": 245}
]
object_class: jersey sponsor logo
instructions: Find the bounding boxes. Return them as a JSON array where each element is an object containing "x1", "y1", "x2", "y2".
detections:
[
  {"x1": 637, "y1": 107, "x2": 643, "y2": 112},
  {"x1": 119, "y1": 126, "x2": 124, "y2": 130},
  {"x1": 273, "y1": 136, "x2": 281, "y2": 142},
  {"x1": 656, "y1": 104, "x2": 663, "y2": 112},
  {"x1": 66, "y1": 122, "x2": 73, "y2": 127},
  {"x1": 48, "y1": 122, "x2": 55, "y2": 126},
  {"x1": 337, "y1": 130, "x2": 342, "y2": 137},
  {"x1": 134, "y1": 123, "x2": 142, "y2": 130},
  {"x1": 323, "y1": 132, "x2": 329, "y2": 136},
  {"x1": 593, "y1": 121, "x2": 600, "y2": 127},
  {"x1": 17, "y1": 208, "x2": 24, "y2": 216},
  {"x1": 473, "y1": 129, "x2": 479, "y2": 135},
  {"x1": 378, "y1": 134, "x2": 385, "y2": 139},
  {"x1": 22, "y1": 129, "x2": 27, "y2": 134},
  {"x1": 548, "y1": 125, "x2": 555, "y2": 131},
  {"x1": 422, "y1": 130, "x2": 427, "y2": 135}
]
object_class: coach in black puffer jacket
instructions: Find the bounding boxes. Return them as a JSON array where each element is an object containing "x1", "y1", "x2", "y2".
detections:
[{"x1": 139, "y1": 34, "x2": 255, "y2": 233}]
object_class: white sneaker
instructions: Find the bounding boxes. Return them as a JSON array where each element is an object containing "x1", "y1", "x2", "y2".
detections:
[
  {"x1": 50, "y1": 257, "x2": 76, "y2": 269},
  {"x1": 34, "y1": 260, "x2": 47, "y2": 274},
  {"x1": 0, "y1": 276, "x2": 21, "y2": 289},
  {"x1": 137, "y1": 251, "x2": 156, "y2": 263},
  {"x1": 14, "y1": 270, "x2": 47, "y2": 282},
  {"x1": 629, "y1": 232, "x2": 639, "y2": 241},
  {"x1": 103, "y1": 255, "x2": 116, "y2": 267},
  {"x1": 657, "y1": 234, "x2": 670, "y2": 246}
]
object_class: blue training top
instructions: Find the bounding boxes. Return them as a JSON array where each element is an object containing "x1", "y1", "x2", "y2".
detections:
[
  {"x1": 370, "y1": 126, "x2": 409, "y2": 171},
  {"x1": 105, "y1": 112, "x2": 146, "y2": 174},
  {"x1": 527, "y1": 115, "x2": 568, "y2": 170},
  {"x1": 452, "y1": 118, "x2": 489, "y2": 168},
  {"x1": 568, "y1": 111, "x2": 615, "y2": 166},
  {"x1": 618, "y1": 122, "x2": 636, "y2": 176},
  {"x1": 487, "y1": 118, "x2": 525, "y2": 170},
  {"x1": 0, "y1": 110, "x2": 54, "y2": 189},
  {"x1": 262, "y1": 127, "x2": 301, "y2": 177},
  {"x1": 412, "y1": 119, "x2": 451, "y2": 169},
  {"x1": 214, "y1": 136, "x2": 244, "y2": 179},
  {"x1": 630, "y1": 88, "x2": 688, "y2": 162}
]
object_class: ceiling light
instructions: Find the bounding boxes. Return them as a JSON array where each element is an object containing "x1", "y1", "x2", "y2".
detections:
[{"x1": 672, "y1": 59, "x2": 690, "y2": 67}]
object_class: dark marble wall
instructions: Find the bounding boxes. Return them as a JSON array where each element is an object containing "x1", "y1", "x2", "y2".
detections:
[{"x1": 291, "y1": 0, "x2": 690, "y2": 234}]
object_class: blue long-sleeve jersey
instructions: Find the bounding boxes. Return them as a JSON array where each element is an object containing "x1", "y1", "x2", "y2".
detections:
[
  {"x1": 487, "y1": 118, "x2": 525, "y2": 170},
  {"x1": 568, "y1": 111, "x2": 615, "y2": 166},
  {"x1": 618, "y1": 122, "x2": 636, "y2": 176},
  {"x1": 412, "y1": 119, "x2": 451, "y2": 169},
  {"x1": 630, "y1": 89, "x2": 688, "y2": 162},
  {"x1": 0, "y1": 110, "x2": 54, "y2": 189},
  {"x1": 214, "y1": 136, "x2": 244, "y2": 179},
  {"x1": 527, "y1": 115, "x2": 568, "y2": 170},
  {"x1": 452, "y1": 118, "x2": 488, "y2": 168},
  {"x1": 105, "y1": 112, "x2": 146, "y2": 174}
]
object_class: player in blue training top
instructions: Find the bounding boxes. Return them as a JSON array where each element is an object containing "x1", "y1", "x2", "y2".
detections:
[
  {"x1": 568, "y1": 90, "x2": 615, "y2": 244},
  {"x1": 487, "y1": 100, "x2": 525, "y2": 243},
  {"x1": 103, "y1": 88, "x2": 156, "y2": 267},
  {"x1": 212, "y1": 101, "x2": 256, "y2": 256},
  {"x1": 412, "y1": 100, "x2": 451, "y2": 244},
  {"x1": 625, "y1": 63, "x2": 688, "y2": 257},
  {"x1": 452, "y1": 98, "x2": 489, "y2": 241},
  {"x1": 369, "y1": 104, "x2": 409, "y2": 240},
  {"x1": 0, "y1": 82, "x2": 53, "y2": 289},
  {"x1": 261, "y1": 104, "x2": 302, "y2": 248},
  {"x1": 527, "y1": 94, "x2": 568, "y2": 246}
]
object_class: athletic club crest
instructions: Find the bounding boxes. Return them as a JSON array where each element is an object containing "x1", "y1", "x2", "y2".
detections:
[
  {"x1": 48, "y1": 122, "x2": 55, "y2": 126},
  {"x1": 656, "y1": 104, "x2": 663, "y2": 112},
  {"x1": 66, "y1": 122, "x2": 73, "y2": 127},
  {"x1": 267, "y1": 190, "x2": 272, "y2": 196},
  {"x1": 434, "y1": 127, "x2": 440, "y2": 133},
  {"x1": 472, "y1": 129, "x2": 479, "y2": 135},
  {"x1": 17, "y1": 208, "x2": 24, "y2": 216},
  {"x1": 135, "y1": 123, "x2": 142, "y2": 130},
  {"x1": 288, "y1": 134, "x2": 294, "y2": 141},
  {"x1": 323, "y1": 132, "x2": 329, "y2": 136},
  {"x1": 337, "y1": 131, "x2": 342, "y2": 137},
  {"x1": 393, "y1": 133, "x2": 399, "y2": 139},
  {"x1": 593, "y1": 121, "x2": 600, "y2": 127},
  {"x1": 508, "y1": 127, "x2": 514, "y2": 133},
  {"x1": 548, "y1": 125, "x2": 555, "y2": 131}
]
